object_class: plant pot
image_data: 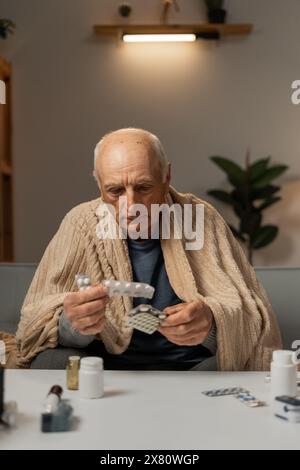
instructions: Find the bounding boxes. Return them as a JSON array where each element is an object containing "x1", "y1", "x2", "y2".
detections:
[{"x1": 207, "y1": 8, "x2": 227, "y2": 24}]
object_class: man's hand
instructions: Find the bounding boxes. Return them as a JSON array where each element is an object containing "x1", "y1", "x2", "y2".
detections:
[
  {"x1": 63, "y1": 285, "x2": 109, "y2": 335},
  {"x1": 158, "y1": 299, "x2": 213, "y2": 346}
]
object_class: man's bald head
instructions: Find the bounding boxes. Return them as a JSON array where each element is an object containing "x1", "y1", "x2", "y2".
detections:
[{"x1": 93, "y1": 128, "x2": 169, "y2": 183}]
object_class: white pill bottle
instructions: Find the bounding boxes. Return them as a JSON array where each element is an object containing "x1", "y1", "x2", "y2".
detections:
[
  {"x1": 270, "y1": 350, "x2": 299, "y2": 399},
  {"x1": 79, "y1": 357, "x2": 104, "y2": 399}
]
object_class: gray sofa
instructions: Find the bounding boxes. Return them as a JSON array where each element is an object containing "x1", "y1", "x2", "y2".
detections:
[{"x1": 0, "y1": 263, "x2": 299, "y2": 365}]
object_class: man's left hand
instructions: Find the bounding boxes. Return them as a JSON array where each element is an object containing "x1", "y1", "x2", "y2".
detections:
[{"x1": 158, "y1": 299, "x2": 213, "y2": 346}]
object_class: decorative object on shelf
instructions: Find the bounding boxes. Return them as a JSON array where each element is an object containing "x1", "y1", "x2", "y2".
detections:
[
  {"x1": 204, "y1": 0, "x2": 227, "y2": 24},
  {"x1": 0, "y1": 19, "x2": 15, "y2": 39},
  {"x1": 118, "y1": 3, "x2": 132, "y2": 18},
  {"x1": 161, "y1": 0, "x2": 180, "y2": 24},
  {"x1": 207, "y1": 151, "x2": 289, "y2": 264},
  {"x1": 94, "y1": 0, "x2": 251, "y2": 43}
]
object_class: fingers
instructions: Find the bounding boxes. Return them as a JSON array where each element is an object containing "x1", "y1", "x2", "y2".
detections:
[
  {"x1": 161, "y1": 307, "x2": 194, "y2": 327},
  {"x1": 162, "y1": 300, "x2": 205, "y2": 327},
  {"x1": 71, "y1": 298, "x2": 108, "y2": 320},
  {"x1": 159, "y1": 314, "x2": 211, "y2": 339},
  {"x1": 163, "y1": 303, "x2": 185, "y2": 316},
  {"x1": 158, "y1": 317, "x2": 199, "y2": 337},
  {"x1": 66, "y1": 285, "x2": 108, "y2": 307},
  {"x1": 73, "y1": 313, "x2": 106, "y2": 335},
  {"x1": 64, "y1": 285, "x2": 109, "y2": 317},
  {"x1": 158, "y1": 300, "x2": 213, "y2": 346}
]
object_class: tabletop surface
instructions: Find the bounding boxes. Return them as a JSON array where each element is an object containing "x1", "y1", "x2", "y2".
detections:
[{"x1": 1, "y1": 370, "x2": 300, "y2": 450}]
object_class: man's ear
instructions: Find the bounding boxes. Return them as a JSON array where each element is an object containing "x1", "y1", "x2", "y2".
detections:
[{"x1": 93, "y1": 170, "x2": 100, "y2": 185}]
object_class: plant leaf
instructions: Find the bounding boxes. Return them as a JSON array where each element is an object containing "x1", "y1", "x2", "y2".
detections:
[
  {"x1": 249, "y1": 157, "x2": 270, "y2": 182},
  {"x1": 232, "y1": 187, "x2": 250, "y2": 207},
  {"x1": 250, "y1": 185, "x2": 280, "y2": 201},
  {"x1": 251, "y1": 225, "x2": 279, "y2": 249},
  {"x1": 233, "y1": 202, "x2": 244, "y2": 218},
  {"x1": 210, "y1": 156, "x2": 245, "y2": 187},
  {"x1": 252, "y1": 165, "x2": 288, "y2": 188},
  {"x1": 207, "y1": 190, "x2": 233, "y2": 204},
  {"x1": 258, "y1": 196, "x2": 281, "y2": 211},
  {"x1": 240, "y1": 210, "x2": 262, "y2": 236}
]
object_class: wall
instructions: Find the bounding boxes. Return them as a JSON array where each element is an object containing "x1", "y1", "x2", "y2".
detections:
[{"x1": 0, "y1": 0, "x2": 299, "y2": 265}]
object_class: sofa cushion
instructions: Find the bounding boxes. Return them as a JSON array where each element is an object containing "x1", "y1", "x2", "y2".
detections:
[{"x1": 0, "y1": 263, "x2": 37, "y2": 333}]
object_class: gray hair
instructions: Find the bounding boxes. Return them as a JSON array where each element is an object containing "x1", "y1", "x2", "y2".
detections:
[{"x1": 93, "y1": 128, "x2": 169, "y2": 182}]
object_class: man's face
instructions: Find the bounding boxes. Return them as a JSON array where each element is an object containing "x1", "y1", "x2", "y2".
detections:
[{"x1": 95, "y1": 137, "x2": 170, "y2": 238}]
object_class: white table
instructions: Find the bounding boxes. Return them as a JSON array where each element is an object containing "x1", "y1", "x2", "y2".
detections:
[{"x1": 1, "y1": 370, "x2": 300, "y2": 450}]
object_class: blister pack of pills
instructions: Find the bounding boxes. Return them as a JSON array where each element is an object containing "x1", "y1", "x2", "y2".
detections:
[
  {"x1": 234, "y1": 391, "x2": 266, "y2": 407},
  {"x1": 125, "y1": 304, "x2": 167, "y2": 335},
  {"x1": 202, "y1": 387, "x2": 266, "y2": 407},
  {"x1": 101, "y1": 279, "x2": 154, "y2": 299},
  {"x1": 75, "y1": 274, "x2": 165, "y2": 334},
  {"x1": 75, "y1": 274, "x2": 154, "y2": 299},
  {"x1": 202, "y1": 387, "x2": 248, "y2": 397}
]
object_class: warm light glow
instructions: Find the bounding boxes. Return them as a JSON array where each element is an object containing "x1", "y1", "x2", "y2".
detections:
[{"x1": 123, "y1": 34, "x2": 197, "y2": 43}]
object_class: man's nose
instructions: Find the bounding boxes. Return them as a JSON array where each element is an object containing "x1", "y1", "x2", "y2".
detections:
[{"x1": 125, "y1": 189, "x2": 141, "y2": 216}]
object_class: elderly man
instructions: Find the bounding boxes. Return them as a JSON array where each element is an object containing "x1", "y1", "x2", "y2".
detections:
[{"x1": 14, "y1": 128, "x2": 281, "y2": 370}]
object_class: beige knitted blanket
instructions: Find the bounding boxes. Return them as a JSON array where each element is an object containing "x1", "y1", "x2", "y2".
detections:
[{"x1": 3, "y1": 185, "x2": 282, "y2": 369}]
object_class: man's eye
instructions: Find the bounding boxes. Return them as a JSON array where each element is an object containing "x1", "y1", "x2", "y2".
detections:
[
  {"x1": 109, "y1": 188, "x2": 123, "y2": 195},
  {"x1": 136, "y1": 186, "x2": 152, "y2": 192}
]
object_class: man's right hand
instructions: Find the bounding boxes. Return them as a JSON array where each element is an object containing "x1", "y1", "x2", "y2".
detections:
[{"x1": 63, "y1": 285, "x2": 109, "y2": 335}]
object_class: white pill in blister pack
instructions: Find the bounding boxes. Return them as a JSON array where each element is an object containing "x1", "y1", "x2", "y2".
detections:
[
  {"x1": 75, "y1": 274, "x2": 155, "y2": 299},
  {"x1": 101, "y1": 279, "x2": 154, "y2": 299},
  {"x1": 75, "y1": 274, "x2": 92, "y2": 291}
]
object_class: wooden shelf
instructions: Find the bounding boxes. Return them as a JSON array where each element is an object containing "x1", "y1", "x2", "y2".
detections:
[
  {"x1": 0, "y1": 57, "x2": 11, "y2": 78},
  {"x1": 0, "y1": 57, "x2": 13, "y2": 261},
  {"x1": 0, "y1": 162, "x2": 12, "y2": 176},
  {"x1": 94, "y1": 23, "x2": 253, "y2": 38}
]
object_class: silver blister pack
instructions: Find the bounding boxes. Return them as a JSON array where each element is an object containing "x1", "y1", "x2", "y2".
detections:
[
  {"x1": 75, "y1": 274, "x2": 154, "y2": 299},
  {"x1": 125, "y1": 304, "x2": 166, "y2": 334}
]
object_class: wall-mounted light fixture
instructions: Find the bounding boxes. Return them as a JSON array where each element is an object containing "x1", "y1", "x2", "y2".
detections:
[
  {"x1": 94, "y1": 24, "x2": 250, "y2": 43},
  {"x1": 94, "y1": 1, "x2": 252, "y2": 44},
  {"x1": 122, "y1": 31, "x2": 220, "y2": 43},
  {"x1": 123, "y1": 33, "x2": 196, "y2": 43}
]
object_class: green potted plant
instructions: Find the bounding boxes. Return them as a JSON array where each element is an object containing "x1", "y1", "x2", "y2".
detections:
[
  {"x1": 0, "y1": 19, "x2": 15, "y2": 39},
  {"x1": 204, "y1": 0, "x2": 227, "y2": 24},
  {"x1": 207, "y1": 152, "x2": 289, "y2": 264}
]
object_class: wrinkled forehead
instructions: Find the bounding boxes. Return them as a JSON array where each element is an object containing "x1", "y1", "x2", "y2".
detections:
[
  {"x1": 99, "y1": 132, "x2": 153, "y2": 155},
  {"x1": 96, "y1": 137, "x2": 161, "y2": 176}
]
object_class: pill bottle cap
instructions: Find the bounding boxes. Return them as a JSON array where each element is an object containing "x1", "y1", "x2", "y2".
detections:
[
  {"x1": 272, "y1": 350, "x2": 294, "y2": 365},
  {"x1": 80, "y1": 356, "x2": 103, "y2": 370},
  {"x1": 67, "y1": 355, "x2": 80, "y2": 370}
]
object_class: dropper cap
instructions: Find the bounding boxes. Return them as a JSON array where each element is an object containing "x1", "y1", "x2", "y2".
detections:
[{"x1": 48, "y1": 385, "x2": 63, "y2": 397}]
